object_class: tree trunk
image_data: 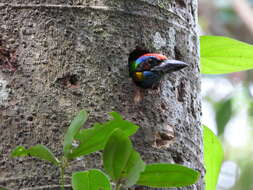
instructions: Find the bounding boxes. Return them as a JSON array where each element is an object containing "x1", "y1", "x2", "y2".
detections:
[{"x1": 0, "y1": 0, "x2": 203, "y2": 189}]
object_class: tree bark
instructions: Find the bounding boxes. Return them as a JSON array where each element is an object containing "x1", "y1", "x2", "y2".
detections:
[{"x1": 0, "y1": 0, "x2": 203, "y2": 189}]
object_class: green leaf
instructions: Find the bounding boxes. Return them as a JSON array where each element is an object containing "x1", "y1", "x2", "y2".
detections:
[
  {"x1": 103, "y1": 128, "x2": 132, "y2": 181},
  {"x1": 215, "y1": 98, "x2": 233, "y2": 135},
  {"x1": 68, "y1": 112, "x2": 138, "y2": 159},
  {"x1": 63, "y1": 110, "x2": 88, "y2": 158},
  {"x1": 234, "y1": 160, "x2": 253, "y2": 190},
  {"x1": 11, "y1": 145, "x2": 59, "y2": 166},
  {"x1": 136, "y1": 163, "x2": 199, "y2": 188},
  {"x1": 11, "y1": 146, "x2": 28, "y2": 157},
  {"x1": 0, "y1": 186, "x2": 11, "y2": 190},
  {"x1": 203, "y1": 126, "x2": 224, "y2": 190},
  {"x1": 201, "y1": 35, "x2": 253, "y2": 74},
  {"x1": 103, "y1": 129, "x2": 145, "y2": 187},
  {"x1": 72, "y1": 169, "x2": 111, "y2": 190},
  {"x1": 247, "y1": 100, "x2": 253, "y2": 127},
  {"x1": 123, "y1": 151, "x2": 145, "y2": 187}
]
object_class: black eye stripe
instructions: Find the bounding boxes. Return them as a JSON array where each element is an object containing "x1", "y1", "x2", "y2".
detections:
[{"x1": 136, "y1": 57, "x2": 162, "y2": 71}]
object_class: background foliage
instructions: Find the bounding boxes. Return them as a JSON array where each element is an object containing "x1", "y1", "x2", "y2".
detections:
[{"x1": 199, "y1": 0, "x2": 253, "y2": 189}]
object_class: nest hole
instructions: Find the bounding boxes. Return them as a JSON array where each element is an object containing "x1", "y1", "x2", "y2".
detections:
[{"x1": 128, "y1": 46, "x2": 150, "y2": 63}]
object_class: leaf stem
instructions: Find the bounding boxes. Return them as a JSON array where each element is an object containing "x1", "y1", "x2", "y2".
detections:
[
  {"x1": 115, "y1": 181, "x2": 121, "y2": 190},
  {"x1": 60, "y1": 165, "x2": 65, "y2": 190},
  {"x1": 60, "y1": 157, "x2": 68, "y2": 190}
]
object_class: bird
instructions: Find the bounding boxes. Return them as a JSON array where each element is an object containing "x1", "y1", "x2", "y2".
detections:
[{"x1": 128, "y1": 49, "x2": 189, "y2": 89}]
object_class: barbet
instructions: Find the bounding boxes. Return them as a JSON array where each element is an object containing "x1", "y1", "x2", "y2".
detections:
[{"x1": 128, "y1": 49, "x2": 188, "y2": 89}]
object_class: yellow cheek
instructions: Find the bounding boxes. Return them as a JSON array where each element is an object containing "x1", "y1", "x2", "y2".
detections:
[{"x1": 134, "y1": 72, "x2": 143, "y2": 81}]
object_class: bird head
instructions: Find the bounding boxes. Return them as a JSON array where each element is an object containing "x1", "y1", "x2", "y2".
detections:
[
  {"x1": 128, "y1": 51, "x2": 188, "y2": 88},
  {"x1": 135, "y1": 53, "x2": 188, "y2": 73}
]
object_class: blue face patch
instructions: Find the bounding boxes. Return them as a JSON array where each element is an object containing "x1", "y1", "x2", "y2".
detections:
[
  {"x1": 142, "y1": 71, "x2": 154, "y2": 77},
  {"x1": 137, "y1": 71, "x2": 161, "y2": 88}
]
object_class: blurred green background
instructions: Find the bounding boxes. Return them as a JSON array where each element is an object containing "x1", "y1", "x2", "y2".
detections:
[{"x1": 199, "y1": 0, "x2": 253, "y2": 189}]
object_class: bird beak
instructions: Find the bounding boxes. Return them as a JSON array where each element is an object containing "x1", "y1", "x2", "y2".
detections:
[{"x1": 151, "y1": 59, "x2": 188, "y2": 73}]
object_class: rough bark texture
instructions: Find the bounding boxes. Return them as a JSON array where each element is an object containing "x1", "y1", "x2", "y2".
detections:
[{"x1": 0, "y1": 0, "x2": 203, "y2": 189}]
